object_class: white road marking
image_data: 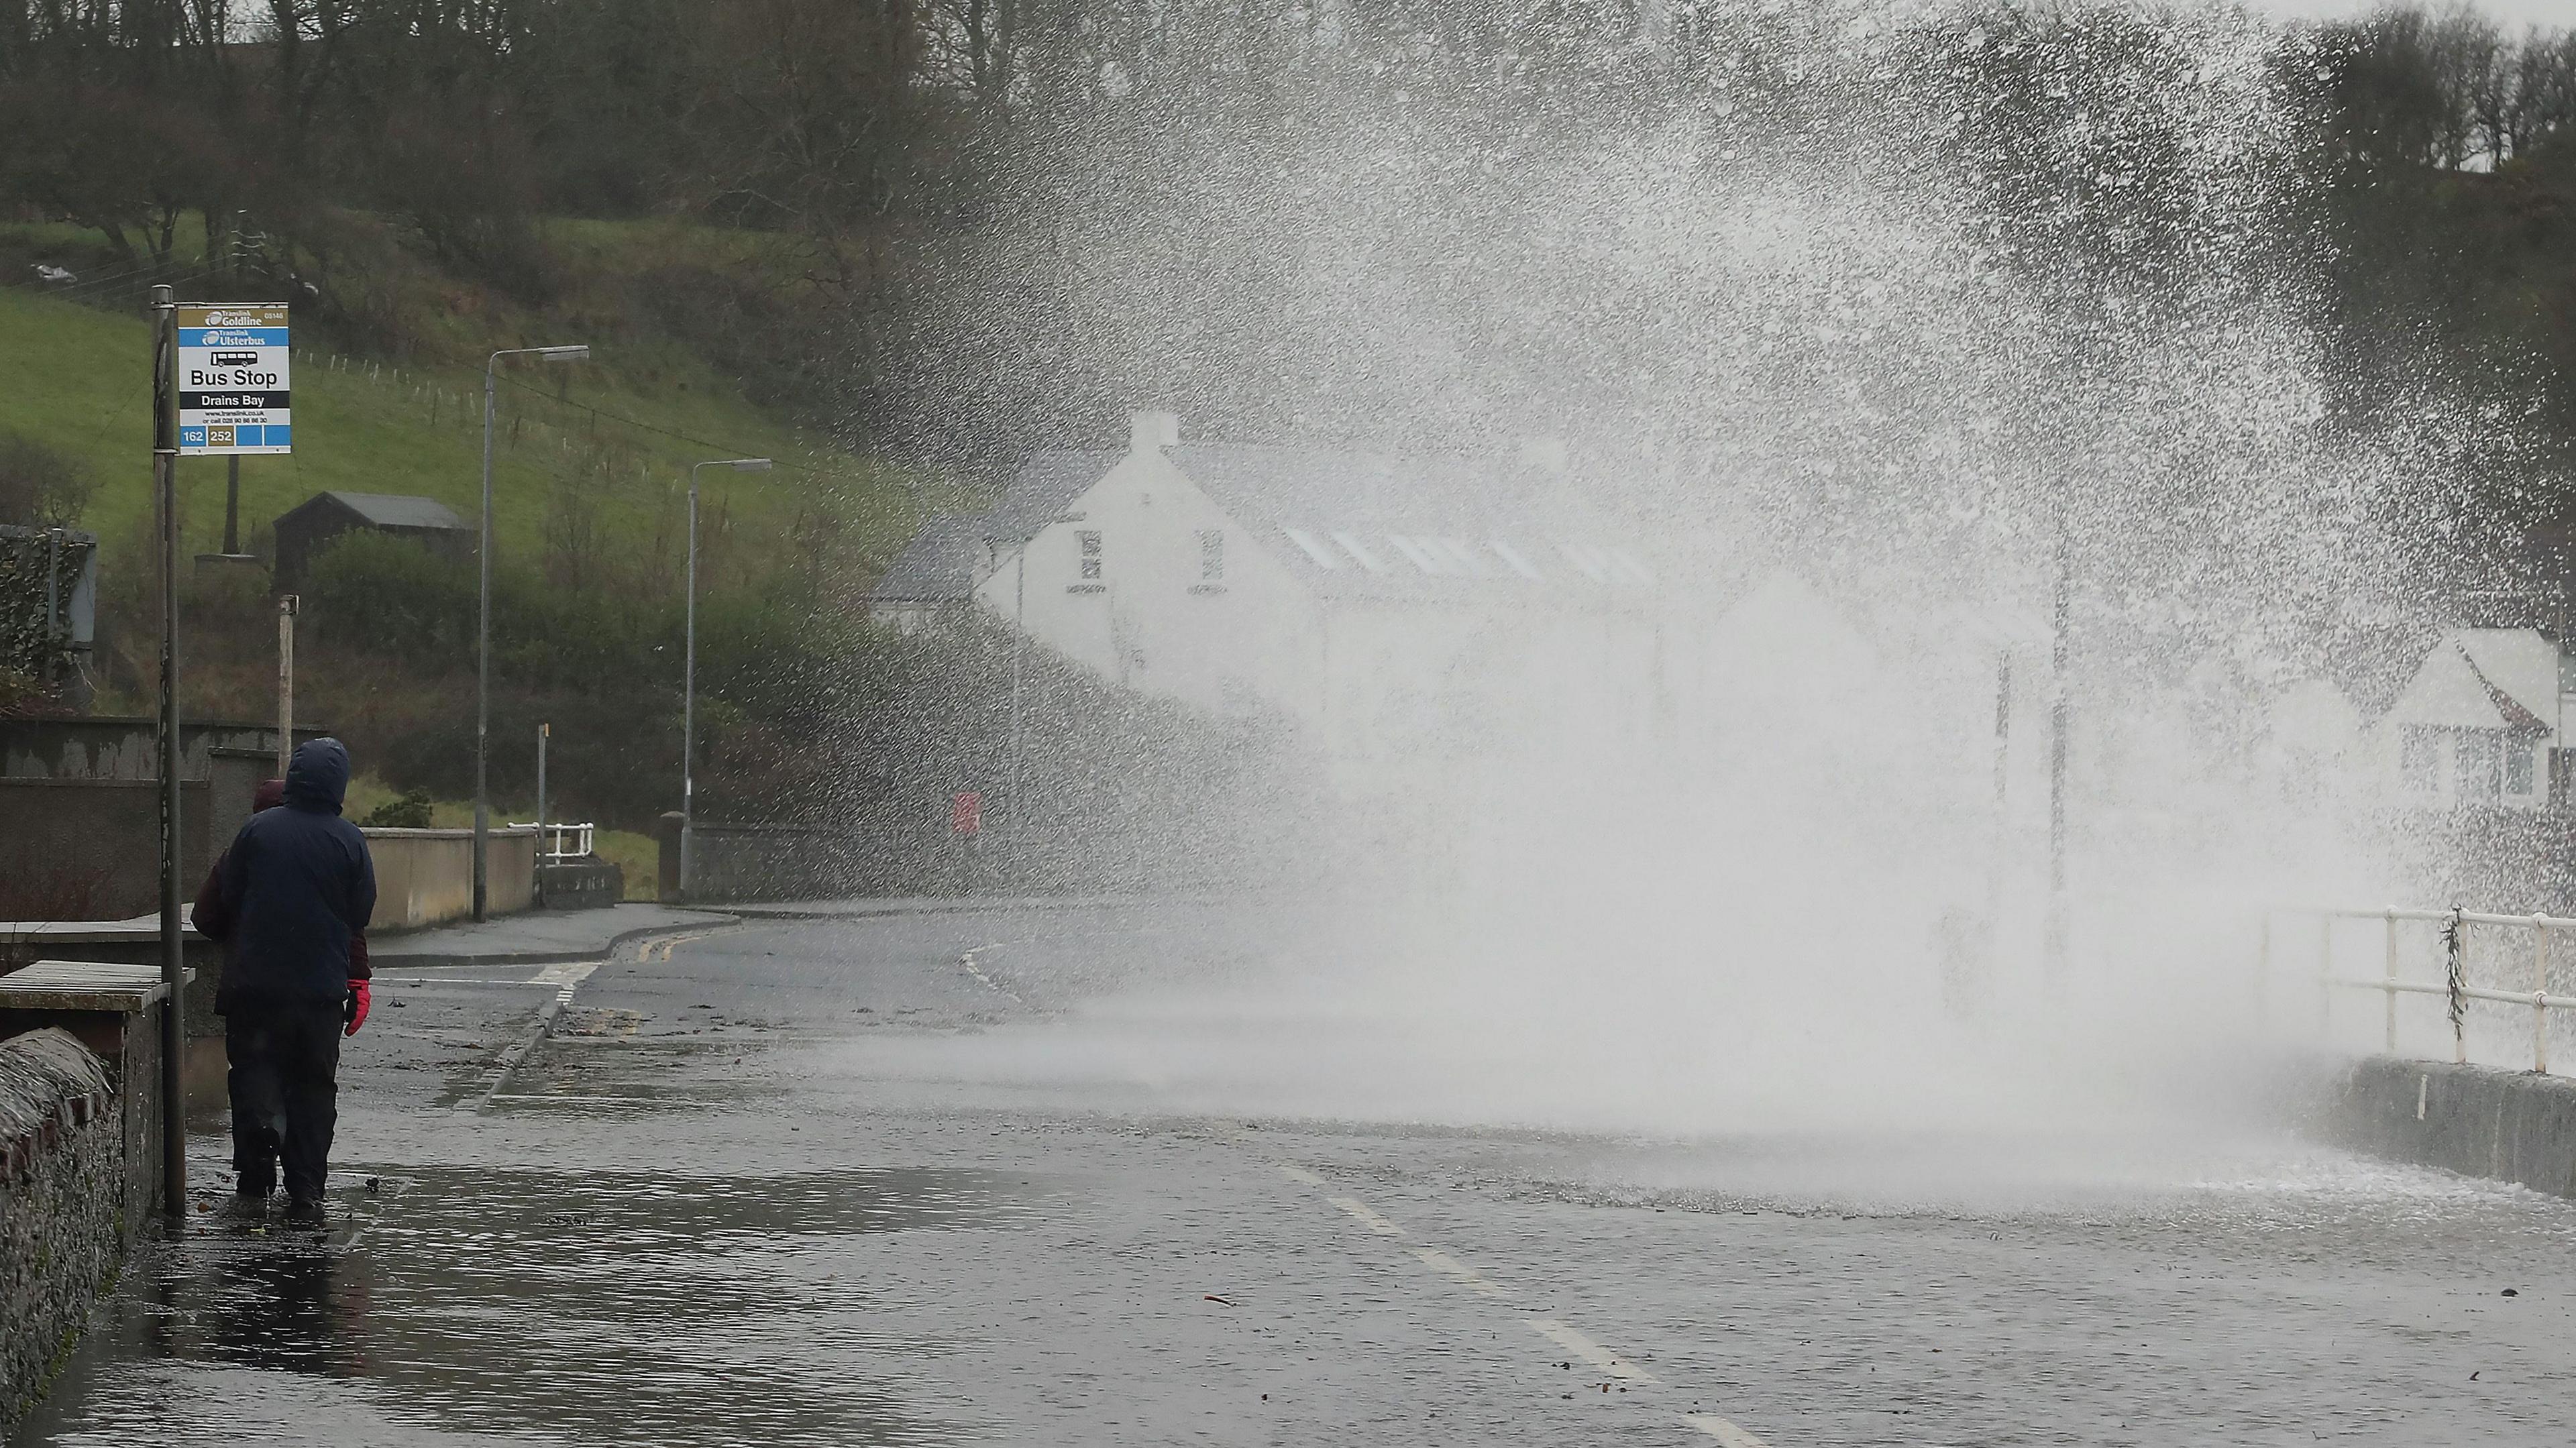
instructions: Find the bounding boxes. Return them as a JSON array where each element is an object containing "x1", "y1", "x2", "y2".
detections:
[
  {"x1": 485, "y1": 1093, "x2": 703, "y2": 1107},
  {"x1": 530, "y1": 960, "x2": 600, "y2": 990},
  {"x1": 958, "y1": 946, "x2": 1025, "y2": 1003},
  {"x1": 473, "y1": 960, "x2": 602, "y2": 1112},
  {"x1": 1683, "y1": 1411, "x2": 1776, "y2": 1446},
  {"x1": 1529, "y1": 1318, "x2": 1659, "y2": 1384},
  {"x1": 1410, "y1": 1247, "x2": 1511, "y2": 1300},
  {"x1": 1273, "y1": 1162, "x2": 1326, "y2": 1186},
  {"x1": 374, "y1": 975, "x2": 553, "y2": 988},
  {"x1": 1328, "y1": 1196, "x2": 1405, "y2": 1236}
]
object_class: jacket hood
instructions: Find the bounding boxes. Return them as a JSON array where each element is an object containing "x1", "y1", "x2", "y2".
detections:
[
  {"x1": 284, "y1": 738, "x2": 351, "y2": 814},
  {"x1": 254, "y1": 777, "x2": 286, "y2": 812}
]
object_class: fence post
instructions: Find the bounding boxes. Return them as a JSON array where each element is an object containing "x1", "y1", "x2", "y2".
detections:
[
  {"x1": 2447, "y1": 905, "x2": 2468, "y2": 1066},
  {"x1": 2255, "y1": 914, "x2": 2271, "y2": 1032},
  {"x1": 2534, "y1": 917, "x2": 2551, "y2": 1076},
  {"x1": 2385, "y1": 909, "x2": 2399, "y2": 1054},
  {"x1": 2318, "y1": 913, "x2": 2333, "y2": 1036}
]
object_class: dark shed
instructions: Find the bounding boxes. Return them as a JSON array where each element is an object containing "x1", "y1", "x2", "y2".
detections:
[{"x1": 271, "y1": 491, "x2": 472, "y2": 587}]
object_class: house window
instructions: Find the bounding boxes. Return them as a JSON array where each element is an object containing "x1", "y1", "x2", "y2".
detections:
[
  {"x1": 2457, "y1": 729, "x2": 2502, "y2": 804},
  {"x1": 2508, "y1": 742, "x2": 2535, "y2": 795},
  {"x1": 1199, "y1": 529, "x2": 1224, "y2": 581},
  {"x1": 2401, "y1": 728, "x2": 2440, "y2": 791},
  {"x1": 1077, "y1": 530, "x2": 1102, "y2": 581}
]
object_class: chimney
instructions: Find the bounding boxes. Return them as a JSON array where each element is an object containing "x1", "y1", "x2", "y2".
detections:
[{"x1": 1129, "y1": 410, "x2": 1181, "y2": 455}]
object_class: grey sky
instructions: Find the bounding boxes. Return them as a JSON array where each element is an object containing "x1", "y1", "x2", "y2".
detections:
[{"x1": 2243, "y1": 0, "x2": 2574, "y2": 26}]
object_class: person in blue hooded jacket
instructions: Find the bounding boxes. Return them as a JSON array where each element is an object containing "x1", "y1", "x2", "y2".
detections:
[{"x1": 197, "y1": 737, "x2": 376, "y2": 1222}]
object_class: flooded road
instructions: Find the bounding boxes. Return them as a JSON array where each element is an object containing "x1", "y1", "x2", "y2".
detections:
[{"x1": 18, "y1": 901, "x2": 2576, "y2": 1446}]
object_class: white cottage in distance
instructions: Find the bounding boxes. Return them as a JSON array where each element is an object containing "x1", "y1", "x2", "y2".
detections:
[
  {"x1": 2371, "y1": 628, "x2": 2576, "y2": 810},
  {"x1": 871, "y1": 410, "x2": 1666, "y2": 803}
]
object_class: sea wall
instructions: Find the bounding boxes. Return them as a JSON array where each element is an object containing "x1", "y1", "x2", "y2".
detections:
[
  {"x1": 0, "y1": 1029, "x2": 121, "y2": 1437},
  {"x1": 2317, "y1": 1055, "x2": 2576, "y2": 1198}
]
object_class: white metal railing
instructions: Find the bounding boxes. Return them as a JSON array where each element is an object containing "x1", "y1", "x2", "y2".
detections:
[
  {"x1": 2266, "y1": 905, "x2": 2576, "y2": 1073},
  {"x1": 508, "y1": 822, "x2": 595, "y2": 861}
]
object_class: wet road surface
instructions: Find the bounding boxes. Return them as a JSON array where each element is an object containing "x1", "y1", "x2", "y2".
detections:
[{"x1": 18, "y1": 901, "x2": 2576, "y2": 1445}]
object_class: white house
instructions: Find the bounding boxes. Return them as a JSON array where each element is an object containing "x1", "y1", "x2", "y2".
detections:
[
  {"x1": 875, "y1": 412, "x2": 1665, "y2": 810},
  {"x1": 2371, "y1": 628, "x2": 2573, "y2": 811}
]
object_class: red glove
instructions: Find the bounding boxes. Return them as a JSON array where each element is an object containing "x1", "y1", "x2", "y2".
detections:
[{"x1": 345, "y1": 979, "x2": 371, "y2": 1036}]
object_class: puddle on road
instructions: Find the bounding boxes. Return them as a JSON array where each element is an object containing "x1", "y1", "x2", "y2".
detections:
[{"x1": 20, "y1": 1164, "x2": 1066, "y2": 1447}]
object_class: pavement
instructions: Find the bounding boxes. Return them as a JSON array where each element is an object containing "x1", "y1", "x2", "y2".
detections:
[
  {"x1": 368, "y1": 902, "x2": 737, "y2": 967},
  {"x1": 19, "y1": 899, "x2": 2576, "y2": 1445}
]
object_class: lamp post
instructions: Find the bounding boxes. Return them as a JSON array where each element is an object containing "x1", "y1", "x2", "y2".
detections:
[
  {"x1": 475, "y1": 344, "x2": 590, "y2": 923},
  {"x1": 682, "y1": 457, "x2": 772, "y2": 900},
  {"x1": 149, "y1": 284, "x2": 184, "y2": 1220}
]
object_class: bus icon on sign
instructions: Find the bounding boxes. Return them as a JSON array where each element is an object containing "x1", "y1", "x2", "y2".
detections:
[{"x1": 211, "y1": 351, "x2": 261, "y2": 367}]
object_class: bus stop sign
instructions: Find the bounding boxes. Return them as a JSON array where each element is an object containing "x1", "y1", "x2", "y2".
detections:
[{"x1": 177, "y1": 303, "x2": 291, "y2": 454}]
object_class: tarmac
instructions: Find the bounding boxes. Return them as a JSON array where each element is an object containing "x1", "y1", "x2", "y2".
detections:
[{"x1": 19, "y1": 899, "x2": 2576, "y2": 1446}]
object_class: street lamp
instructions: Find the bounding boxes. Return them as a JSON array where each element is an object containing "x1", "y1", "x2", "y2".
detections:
[
  {"x1": 474, "y1": 343, "x2": 590, "y2": 923},
  {"x1": 682, "y1": 457, "x2": 772, "y2": 900}
]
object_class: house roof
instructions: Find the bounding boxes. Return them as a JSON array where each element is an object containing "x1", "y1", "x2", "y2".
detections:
[
  {"x1": 1168, "y1": 442, "x2": 1651, "y2": 604},
  {"x1": 2452, "y1": 628, "x2": 2559, "y2": 726},
  {"x1": 981, "y1": 451, "x2": 1120, "y2": 545},
  {"x1": 2385, "y1": 629, "x2": 2562, "y2": 735},
  {"x1": 960, "y1": 435, "x2": 1655, "y2": 607},
  {"x1": 300, "y1": 492, "x2": 470, "y2": 532},
  {"x1": 871, "y1": 514, "x2": 989, "y2": 604}
]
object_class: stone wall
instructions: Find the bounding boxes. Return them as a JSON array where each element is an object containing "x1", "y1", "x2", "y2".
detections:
[
  {"x1": 655, "y1": 810, "x2": 1302, "y2": 903},
  {"x1": 0, "y1": 779, "x2": 212, "y2": 920},
  {"x1": 0, "y1": 1029, "x2": 121, "y2": 1437},
  {"x1": 0, "y1": 718, "x2": 323, "y2": 783},
  {"x1": 2316, "y1": 1055, "x2": 2576, "y2": 1198},
  {"x1": 366, "y1": 826, "x2": 537, "y2": 929}
]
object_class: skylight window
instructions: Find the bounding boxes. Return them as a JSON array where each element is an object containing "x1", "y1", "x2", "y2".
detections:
[
  {"x1": 1421, "y1": 538, "x2": 1485, "y2": 576},
  {"x1": 1283, "y1": 527, "x2": 1340, "y2": 569},
  {"x1": 1331, "y1": 531, "x2": 1387, "y2": 572},
  {"x1": 1384, "y1": 533, "x2": 1443, "y2": 574},
  {"x1": 1555, "y1": 542, "x2": 1610, "y2": 582},
  {"x1": 1489, "y1": 540, "x2": 1544, "y2": 579}
]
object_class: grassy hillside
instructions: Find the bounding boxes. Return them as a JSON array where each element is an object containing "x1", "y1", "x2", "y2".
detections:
[
  {"x1": 0, "y1": 276, "x2": 914, "y2": 578},
  {"x1": 0, "y1": 215, "x2": 965, "y2": 832}
]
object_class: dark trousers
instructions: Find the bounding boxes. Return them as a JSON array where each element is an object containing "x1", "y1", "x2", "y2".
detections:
[{"x1": 226, "y1": 1003, "x2": 342, "y2": 1201}]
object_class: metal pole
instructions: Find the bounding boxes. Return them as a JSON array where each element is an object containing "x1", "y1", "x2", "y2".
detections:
[
  {"x1": 150, "y1": 284, "x2": 185, "y2": 1221},
  {"x1": 537, "y1": 722, "x2": 549, "y2": 858},
  {"x1": 2318, "y1": 913, "x2": 2332, "y2": 1036},
  {"x1": 682, "y1": 463, "x2": 700, "y2": 900},
  {"x1": 2534, "y1": 918, "x2": 2550, "y2": 1074},
  {"x1": 468, "y1": 344, "x2": 588, "y2": 920},
  {"x1": 2043, "y1": 554, "x2": 2071, "y2": 993},
  {"x1": 222, "y1": 454, "x2": 239, "y2": 555},
  {"x1": 474, "y1": 358, "x2": 495, "y2": 922},
  {"x1": 276, "y1": 594, "x2": 297, "y2": 773},
  {"x1": 1010, "y1": 545, "x2": 1026, "y2": 813},
  {"x1": 2255, "y1": 914, "x2": 2271, "y2": 1033},
  {"x1": 2384, "y1": 908, "x2": 2399, "y2": 1054}
]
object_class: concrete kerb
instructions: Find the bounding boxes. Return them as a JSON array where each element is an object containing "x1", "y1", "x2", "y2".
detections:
[
  {"x1": 716, "y1": 894, "x2": 1218, "y2": 923},
  {"x1": 376, "y1": 914, "x2": 741, "y2": 971},
  {"x1": 382, "y1": 897, "x2": 1161, "y2": 969}
]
